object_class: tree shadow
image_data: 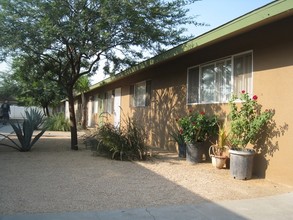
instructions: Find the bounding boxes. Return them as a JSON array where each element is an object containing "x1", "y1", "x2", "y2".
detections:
[
  {"x1": 132, "y1": 84, "x2": 226, "y2": 157},
  {"x1": 0, "y1": 134, "x2": 247, "y2": 219},
  {"x1": 253, "y1": 113, "x2": 289, "y2": 178}
]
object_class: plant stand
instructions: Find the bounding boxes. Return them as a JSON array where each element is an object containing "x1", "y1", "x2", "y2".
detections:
[
  {"x1": 229, "y1": 149, "x2": 255, "y2": 180},
  {"x1": 186, "y1": 142, "x2": 202, "y2": 164}
]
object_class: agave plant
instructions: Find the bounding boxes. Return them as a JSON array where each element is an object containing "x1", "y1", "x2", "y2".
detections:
[{"x1": 0, "y1": 108, "x2": 47, "y2": 152}]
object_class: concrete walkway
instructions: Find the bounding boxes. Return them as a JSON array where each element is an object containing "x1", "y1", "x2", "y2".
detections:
[{"x1": 0, "y1": 192, "x2": 292, "y2": 220}]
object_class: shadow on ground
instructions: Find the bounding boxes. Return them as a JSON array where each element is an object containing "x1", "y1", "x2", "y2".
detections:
[{"x1": 0, "y1": 131, "x2": 287, "y2": 219}]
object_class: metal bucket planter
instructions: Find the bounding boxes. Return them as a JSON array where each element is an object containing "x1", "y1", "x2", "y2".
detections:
[
  {"x1": 229, "y1": 149, "x2": 255, "y2": 180},
  {"x1": 178, "y1": 143, "x2": 186, "y2": 158},
  {"x1": 186, "y1": 142, "x2": 203, "y2": 164}
]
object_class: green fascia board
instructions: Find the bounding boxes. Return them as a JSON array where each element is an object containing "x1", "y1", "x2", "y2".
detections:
[{"x1": 89, "y1": 0, "x2": 293, "y2": 91}]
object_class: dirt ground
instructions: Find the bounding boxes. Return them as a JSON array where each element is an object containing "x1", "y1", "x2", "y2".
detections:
[{"x1": 0, "y1": 131, "x2": 292, "y2": 215}]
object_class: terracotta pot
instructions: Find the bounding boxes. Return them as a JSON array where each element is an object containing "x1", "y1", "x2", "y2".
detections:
[{"x1": 214, "y1": 155, "x2": 227, "y2": 169}]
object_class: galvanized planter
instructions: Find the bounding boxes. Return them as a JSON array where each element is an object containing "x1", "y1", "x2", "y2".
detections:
[{"x1": 229, "y1": 149, "x2": 255, "y2": 180}]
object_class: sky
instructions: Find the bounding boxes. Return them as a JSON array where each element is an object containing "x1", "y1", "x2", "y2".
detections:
[
  {"x1": 186, "y1": 0, "x2": 274, "y2": 36},
  {"x1": 0, "y1": 0, "x2": 274, "y2": 83}
]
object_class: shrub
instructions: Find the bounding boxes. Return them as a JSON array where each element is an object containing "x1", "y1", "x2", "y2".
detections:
[
  {"x1": 228, "y1": 91, "x2": 274, "y2": 150},
  {"x1": 44, "y1": 112, "x2": 70, "y2": 131},
  {"x1": 88, "y1": 117, "x2": 148, "y2": 161},
  {"x1": 178, "y1": 111, "x2": 218, "y2": 144}
]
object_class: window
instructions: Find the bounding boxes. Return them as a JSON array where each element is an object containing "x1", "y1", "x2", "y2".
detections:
[
  {"x1": 233, "y1": 53, "x2": 252, "y2": 95},
  {"x1": 104, "y1": 90, "x2": 114, "y2": 113},
  {"x1": 187, "y1": 52, "x2": 252, "y2": 104},
  {"x1": 130, "y1": 80, "x2": 151, "y2": 107}
]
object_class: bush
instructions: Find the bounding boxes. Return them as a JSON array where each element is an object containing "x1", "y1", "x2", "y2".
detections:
[
  {"x1": 229, "y1": 91, "x2": 274, "y2": 150},
  {"x1": 86, "y1": 117, "x2": 148, "y2": 161},
  {"x1": 44, "y1": 113, "x2": 70, "y2": 131}
]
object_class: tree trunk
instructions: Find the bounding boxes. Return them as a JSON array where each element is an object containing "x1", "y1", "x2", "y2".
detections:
[
  {"x1": 45, "y1": 105, "x2": 50, "y2": 117},
  {"x1": 81, "y1": 92, "x2": 87, "y2": 129},
  {"x1": 68, "y1": 89, "x2": 78, "y2": 150}
]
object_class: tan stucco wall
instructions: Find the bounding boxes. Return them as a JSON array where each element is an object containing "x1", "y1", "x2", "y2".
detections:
[
  {"x1": 253, "y1": 29, "x2": 293, "y2": 185},
  {"x1": 84, "y1": 16, "x2": 293, "y2": 186}
]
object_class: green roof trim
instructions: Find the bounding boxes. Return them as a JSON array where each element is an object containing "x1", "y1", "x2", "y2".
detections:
[{"x1": 89, "y1": 0, "x2": 293, "y2": 91}]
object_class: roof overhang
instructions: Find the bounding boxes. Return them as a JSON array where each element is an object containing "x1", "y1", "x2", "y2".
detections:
[{"x1": 88, "y1": 0, "x2": 293, "y2": 92}]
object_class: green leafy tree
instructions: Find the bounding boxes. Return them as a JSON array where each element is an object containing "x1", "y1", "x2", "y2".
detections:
[
  {"x1": 1, "y1": 56, "x2": 66, "y2": 116},
  {"x1": 0, "y1": 72, "x2": 18, "y2": 101},
  {"x1": 0, "y1": 0, "x2": 203, "y2": 150}
]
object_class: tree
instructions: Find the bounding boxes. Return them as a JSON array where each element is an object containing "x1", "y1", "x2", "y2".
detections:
[
  {"x1": 0, "y1": 0, "x2": 202, "y2": 150},
  {"x1": 0, "y1": 72, "x2": 18, "y2": 101},
  {"x1": 1, "y1": 56, "x2": 66, "y2": 116}
]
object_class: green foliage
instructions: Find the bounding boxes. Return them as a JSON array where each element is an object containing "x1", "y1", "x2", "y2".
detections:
[
  {"x1": 74, "y1": 75, "x2": 90, "y2": 93},
  {"x1": 44, "y1": 113, "x2": 70, "y2": 131},
  {"x1": 88, "y1": 118, "x2": 148, "y2": 161},
  {"x1": 0, "y1": 108, "x2": 46, "y2": 152},
  {"x1": 210, "y1": 123, "x2": 230, "y2": 156},
  {"x1": 0, "y1": 0, "x2": 201, "y2": 76},
  {"x1": 178, "y1": 111, "x2": 218, "y2": 143},
  {"x1": 9, "y1": 55, "x2": 66, "y2": 110},
  {"x1": 228, "y1": 91, "x2": 274, "y2": 150},
  {"x1": 169, "y1": 129, "x2": 185, "y2": 145},
  {"x1": 0, "y1": 0, "x2": 203, "y2": 149},
  {"x1": 0, "y1": 72, "x2": 19, "y2": 101}
]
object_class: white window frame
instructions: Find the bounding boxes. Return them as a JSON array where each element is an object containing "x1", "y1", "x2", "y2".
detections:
[{"x1": 187, "y1": 51, "x2": 253, "y2": 104}]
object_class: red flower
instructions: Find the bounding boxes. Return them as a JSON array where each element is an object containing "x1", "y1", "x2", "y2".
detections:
[
  {"x1": 179, "y1": 129, "x2": 183, "y2": 134},
  {"x1": 189, "y1": 109, "x2": 192, "y2": 113},
  {"x1": 200, "y1": 111, "x2": 205, "y2": 115},
  {"x1": 252, "y1": 95, "x2": 258, "y2": 101},
  {"x1": 241, "y1": 90, "x2": 245, "y2": 94}
]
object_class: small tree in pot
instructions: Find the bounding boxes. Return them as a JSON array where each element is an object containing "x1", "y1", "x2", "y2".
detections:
[
  {"x1": 228, "y1": 91, "x2": 274, "y2": 179},
  {"x1": 209, "y1": 122, "x2": 230, "y2": 169}
]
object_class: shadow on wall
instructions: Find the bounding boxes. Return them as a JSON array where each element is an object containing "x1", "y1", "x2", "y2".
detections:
[
  {"x1": 132, "y1": 85, "x2": 227, "y2": 152},
  {"x1": 253, "y1": 114, "x2": 289, "y2": 178},
  {"x1": 130, "y1": 83, "x2": 289, "y2": 179}
]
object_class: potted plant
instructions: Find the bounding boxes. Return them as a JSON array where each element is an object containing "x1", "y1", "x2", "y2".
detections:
[
  {"x1": 209, "y1": 122, "x2": 230, "y2": 169},
  {"x1": 170, "y1": 129, "x2": 186, "y2": 158},
  {"x1": 228, "y1": 91, "x2": 274, "y2": 179},
  {"x1": 178, "y1": 111, "x2": 217, "y2": 164}
]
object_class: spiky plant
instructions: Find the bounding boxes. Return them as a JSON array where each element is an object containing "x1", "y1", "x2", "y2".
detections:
[{"x1": 0, "y1": 108, "x2": 46, "y2": 152}]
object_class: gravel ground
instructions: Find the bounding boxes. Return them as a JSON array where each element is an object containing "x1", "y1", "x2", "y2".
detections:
[{"x1": 0, "y1": 131, "x2": 292, "y2": 215}]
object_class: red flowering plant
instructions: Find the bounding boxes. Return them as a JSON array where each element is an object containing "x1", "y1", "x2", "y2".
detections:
[
  {"x1": 178, "y1": 111, "x2": 217, "y2": 144},
  {"x1": 228, "y1": 90, "x2": 275, "y2": 150}
]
